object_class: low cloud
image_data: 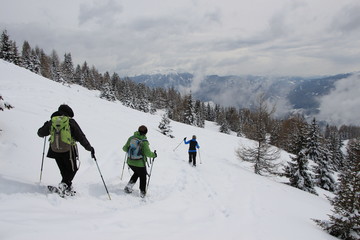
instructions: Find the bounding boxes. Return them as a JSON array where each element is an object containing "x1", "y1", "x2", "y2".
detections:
[{"x1": 316, "y1": 73, "x2": 360, "y2": 126}]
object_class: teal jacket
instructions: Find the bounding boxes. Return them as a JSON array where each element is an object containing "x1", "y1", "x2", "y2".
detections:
[{"x1": 122, "y1": 131, "x2": 156, "y2": 167}]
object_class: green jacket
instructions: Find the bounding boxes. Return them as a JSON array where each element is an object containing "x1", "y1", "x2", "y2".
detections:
[{"x1": 122, "y1": 131, "x2": 156, "y2": 167}]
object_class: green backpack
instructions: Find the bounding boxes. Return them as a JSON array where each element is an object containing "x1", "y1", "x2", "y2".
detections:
[{"x1": 50, "y1": 116, "x2": 74, "y2": 153}]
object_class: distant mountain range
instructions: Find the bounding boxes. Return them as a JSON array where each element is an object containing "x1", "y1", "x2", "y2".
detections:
[{"x1": 129, "y1": 72, "x2": 353, "y2": 117}]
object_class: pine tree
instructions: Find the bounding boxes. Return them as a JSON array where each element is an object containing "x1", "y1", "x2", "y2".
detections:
[
  {"x1": 61, "y1": 53, "x2": 74, "y2": 83},
  {"x1": 313, "y1": 147, "x2": 336, "y2": 192},
  {"x1": 315, "y1": 139, "x2": 360, "y2": 240},
  {"x1": 11, "y1": 41, "x2": 21, "y2": 66},
  {"x1": 50, "y1": 50, "x2": 62, "y2": 82},
  {"x1": 158, "y1": 113, "x2": 174, "y2": 138},
  {"x1": 100, "y1": 72, "x2": 116, "y2": 101},
  {"x1": 306, "y1": 118, "x2": 322, "y2": 164},
  {"x1": 30, "y1": 48, "x2": 40, "y2": 74},
  {"x1": 183, "y1": 93, "x2": 196, "y2": 125},
  {"x1": 21, "y1": 41, "x2": 33, "y2": 71},
  {"x1": 306, "y1": 118, "x2": 336, "y2": 191},
  {"x1": 217, "y1": 109, "x2": 230, "y2": 134},
  {"x1": 194, "y1": 100, "x2": 205, "y2": 128},
  {"x1": 134, "y1": 83, "x2": 149, "y2": 113},
  {"x1": 284, "y1": 125, "x2": 317, "y2": 195},
  {"x1": 0, "y1": 30, "x2": 12, "y2": 62},
  {"x1": 74, "y1": 64, "x2": 83, "y2": 85},
  {"x1": 326, "y1": 126, "x2": 345, "y2": 171}
]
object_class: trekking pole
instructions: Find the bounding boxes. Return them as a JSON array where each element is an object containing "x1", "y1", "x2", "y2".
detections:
[
  {"x1": 93, "y1": 155, "x2": 111, "y2": 200},
  {"x1": 146, "y1": 151, "x2": 157, "y2": 191},
  {"x1": 39, "y1": 136, "x2": 47, "y2": 183},
  {"x1": 173, "y1": 139, "x2": 184, "y2": 151},
  {"x1": 120, "y1": 153, "x2": 127, "y2": 180},
  {"x1": 198, "y1": 149, "x2": 202, "y2": 164}
]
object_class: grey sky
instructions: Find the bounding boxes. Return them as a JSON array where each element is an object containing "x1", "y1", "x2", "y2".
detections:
[{"x1": 1, "y1": 0, "x2": 360, "y2": 77}]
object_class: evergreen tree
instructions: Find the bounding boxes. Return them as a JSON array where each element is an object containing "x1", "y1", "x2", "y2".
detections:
[
  {"x1": 100, "y1": 72, "x2": 116, "y2": 101},
  {"x1": 326, "y1": 126, "x2": 345, "y2": 171},
  {"x1": 205, "y1": 102, "x2": 215, "y2": 121},
  {"x1": 30, "y1": 48, "x2": 40, "y2": 74},
  {"x1": 217, "y1": 109, "x2": 230, "y2": 134},
  {"x1": 74, "y1": 64, "x2": 83, "y2": 85},
  {"x1": 313, "y1": 147, "x2": 336, "y2": 192},
  {"x1": 134, "y1": 83, "x2": 149, "y2": 113},
  {"x1": 81, "y1": 61, "x2": 91, "y2": 86},
  {"x1": 21, "y1": 41, "x2": 33, "y2": 71},
  {"x1": 11, "y1": 41, "x2": 21, "y2": 66},
  {"x1": 50, "y1": 50, "x2": 62, "y2": 82},
  {"x1": 0, "y1": 30, "x2": 12, "y2": 62},
  {"x1": 284, "y1": 125, "x2": 317, "y2": 195},
  {"x1": 315, "y1": 139, "x2": 360, "y2": 240},
  {"x1": 305, "y1": 118, "x2": 336, "y2": 191},
  {"x1": 61, "y1": 53, "x2": 74, "y2": 83},
  {"x1": 194, "y1": 100, "x2": 205, "y2": 128},
  {"x1": 183, "y1": 93, "x2": 196, "y2": 125},
  {"x1": 306, "y1": 118, "x2": 322, "y2": 164},
  {"x1": 158, "y1": 113, "x2": 174, "y2": 138},
  {"x1": 120, "y1": 79, "x2": 135, "y2": 108}
]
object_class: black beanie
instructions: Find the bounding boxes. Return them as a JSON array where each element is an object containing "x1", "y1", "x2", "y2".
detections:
[
  {"x1": 138, "y1": 125, "x2": 148, "y2": 135},
  {"x1": 58, "y1": 104, "x2": 74, "y2": 117}
]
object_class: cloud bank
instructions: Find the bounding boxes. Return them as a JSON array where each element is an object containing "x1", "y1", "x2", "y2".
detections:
[{"x1": 316, "y1": 73, "x2": 360, "y2": 126}]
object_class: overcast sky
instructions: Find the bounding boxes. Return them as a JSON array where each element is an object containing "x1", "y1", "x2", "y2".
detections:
[{"x1": 1, "y1": 0, "x2": 360, "y2": 77}]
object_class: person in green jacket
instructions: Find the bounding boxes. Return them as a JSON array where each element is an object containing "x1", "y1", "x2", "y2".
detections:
[{"x1": 122, "y1": 125, "x2": 157, "y2": 198}]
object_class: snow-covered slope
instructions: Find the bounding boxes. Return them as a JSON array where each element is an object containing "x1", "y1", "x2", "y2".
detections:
[{"x1": 0, "y1": 60, "x2": 336, "y2": 240}]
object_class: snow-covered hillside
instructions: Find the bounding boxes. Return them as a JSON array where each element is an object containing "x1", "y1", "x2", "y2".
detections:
[{"x1": 0, "y1": 60, "x2": 337, "y2": 240}]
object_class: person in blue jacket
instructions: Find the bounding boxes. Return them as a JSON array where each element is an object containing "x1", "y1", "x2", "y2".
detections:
[{"x1": 184, "y1": 135, "x2": 200, "y2": 167}]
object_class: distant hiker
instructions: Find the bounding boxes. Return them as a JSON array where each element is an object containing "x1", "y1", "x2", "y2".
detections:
[
  {"x1": 37, "y1": 104, "x2": 95, "y2": 196},
  {"x1": 184, "y1": 135, "x2": 200, "y2": 167},
  {"x1": 122, "y1": 125, "x2": 157, "y2": 198}
]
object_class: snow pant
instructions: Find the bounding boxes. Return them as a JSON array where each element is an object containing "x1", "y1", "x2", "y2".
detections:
[
  {"x1": 188, "y1": 152, "x2": 197, "y2": 166},
  {"x1": 128, "y1": 165, "x2": 147, "y2": 193},
  {"x1": 54, "y1": 151, "x2": 78, "y2": 187}
]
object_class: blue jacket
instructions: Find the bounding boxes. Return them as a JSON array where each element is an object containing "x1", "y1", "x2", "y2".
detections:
[{"x1": 184, "y1": 139, "x2": 200, "y2": 152}]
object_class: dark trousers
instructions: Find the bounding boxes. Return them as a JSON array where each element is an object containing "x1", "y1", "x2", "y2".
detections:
[
  {"x1": 188, "y1": 152, "x2": 197, "y2": 166},
  {"x1": 128, "y1": 165, "x2": 147, "y2": 192},
  {"x1": 54, "y1": 150, "x2": 78, "y2": 187}
]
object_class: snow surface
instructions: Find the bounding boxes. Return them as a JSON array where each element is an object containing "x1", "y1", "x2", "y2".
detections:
[{"x1": 0, "y1": 60, "x2": 337, "y2": 240}]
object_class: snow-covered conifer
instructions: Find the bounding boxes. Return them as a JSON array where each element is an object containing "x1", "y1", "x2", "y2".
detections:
[
  {"x1": 315, "y1": 139, "x2": 360, "y2": 240},
  {"x1": 158, "y1": 113, "x2": 174, "y2": 138}
]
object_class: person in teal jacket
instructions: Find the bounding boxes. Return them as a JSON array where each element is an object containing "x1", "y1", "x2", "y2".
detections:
[{"x1": 122, "y1": 125, "x2": 157, "y2": 198}]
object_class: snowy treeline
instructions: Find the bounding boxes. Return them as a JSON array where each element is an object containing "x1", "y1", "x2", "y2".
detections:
[{"x1": 1, "y1": 29, "x2": 359, "y2": 240}]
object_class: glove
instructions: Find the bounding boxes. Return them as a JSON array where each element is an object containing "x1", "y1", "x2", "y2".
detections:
[
  {"x1": 154, "y1": 150, "x2": 157, "y2": 158},
  {"x1": 90, "y1": 147, "x2": 95, "y2": 158},
  {"x1": 184, "y1": 137, "x2": 186, "y2": 140}
]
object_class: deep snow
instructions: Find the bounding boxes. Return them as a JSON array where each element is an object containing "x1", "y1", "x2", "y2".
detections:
[{"x1": 0, "y1": 60, "x2": 337, "y2": 240}]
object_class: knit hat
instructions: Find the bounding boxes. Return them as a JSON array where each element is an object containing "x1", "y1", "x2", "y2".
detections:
[
  {"x1": 138, "y1": 125, "x2": 148, "y2": 135},
  {"x1": 58, "y1": 104, "x2": 74, "y2": 117},
  {"x1": 192, "y1": 135, "x2": 196, "y2": 139}
]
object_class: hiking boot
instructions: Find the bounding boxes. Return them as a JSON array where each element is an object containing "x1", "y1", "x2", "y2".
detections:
[
  {"x1": 124, "y1": 186, "x2": 133, "y2": 194},
  {"x1": 58, "y1": 182, "x2": 68, "y2": 194},
  {"x1": 64, "y1": 185, "x2": 76, "y2": 196},
  {"x1": 140, "y1": 191, "x2": 146, "y2": 198},
  {"x1": 58, "y1": 183, "x2": 76, "y2": 196}
]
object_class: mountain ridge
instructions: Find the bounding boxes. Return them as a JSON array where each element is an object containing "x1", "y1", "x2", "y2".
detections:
[{"x1": 130, "y1": 71, "x2": 354, "y2": 117}]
